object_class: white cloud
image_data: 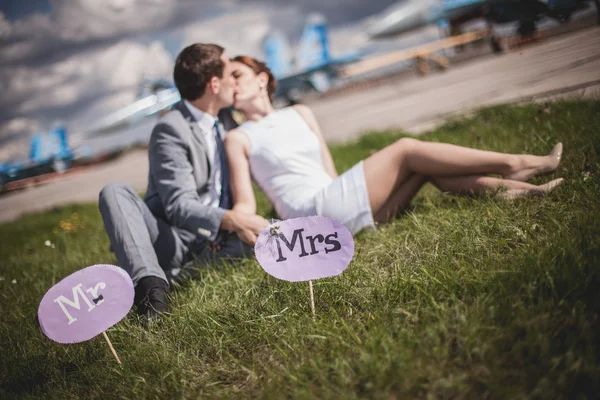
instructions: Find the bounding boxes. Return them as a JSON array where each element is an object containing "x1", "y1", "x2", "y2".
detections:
[
  {"x1": 5, "y1": 0, "x2": 179, "y2": 43},
  {"x1": 0, "y1": 0, "x2": 401, "y2": 157},
  {"x1": 0, "y1": 12, "x2": 10, "y2": 38},
  {"x1": 52, "y1": 0, "x2": 178, "y2": 40},
  {"x1": 0, "y1": 0, "x2": 205, "y2": 68},
  {"x1": 0, "y1": 0, "x2": 396, "y2": 65},
  {"x1": 180, "y1": 5, "x2": 300, "y2": 60},
  {"x1": 0, "y1": 119, "x2": 40, "y2": 161},
  {"x1": 0, "y1": 118, "x2": 41, "y2": 140},
  {"x1": 178, "y1": 5, "x2": 386, "y2": 65},
  {"x1": 0, "y1": 39, "x2": 173, "y2": 145},
  {"x1": 69, "y1": 40, "x2": 174, "y2": 125}
]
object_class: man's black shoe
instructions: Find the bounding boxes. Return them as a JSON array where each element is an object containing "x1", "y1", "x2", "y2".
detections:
[{"x1": 134, "y1": 276, "x2": 170, "y2": 323}]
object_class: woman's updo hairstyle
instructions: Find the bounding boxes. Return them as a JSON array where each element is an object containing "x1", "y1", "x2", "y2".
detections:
[{"x1": 232, "y1": 55, "x2": 277, "y2": 102}]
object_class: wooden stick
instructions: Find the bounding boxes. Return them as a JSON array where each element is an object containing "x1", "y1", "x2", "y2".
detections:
[
  {"x1": 308, "y1": 280, "x2": 315, "y2": 320},
  {"x1": 102, "y1": 331, "x2": 122, "y2": 365}
]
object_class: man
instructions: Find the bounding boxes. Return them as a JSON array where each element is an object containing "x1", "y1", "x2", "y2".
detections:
[{"x1": 99, "y1": 43, "x2": 268, "y2": 321}]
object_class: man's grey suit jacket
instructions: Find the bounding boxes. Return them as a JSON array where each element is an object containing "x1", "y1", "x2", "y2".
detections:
[{"x1": 144, "y1": 101, "x2": 235, "y2": 247}]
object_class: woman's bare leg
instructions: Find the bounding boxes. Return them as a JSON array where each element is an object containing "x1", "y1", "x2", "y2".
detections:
[
  {"x1": 372, "y1": 174, "x2": 564, "y2": 225},
  {"x1": 431, "y1": 175, "x2": 564, "y2": 199},
  {"x1": 430, "y1": 175, "x2": 541, "y2": 195},
  {"x1": 496, "y1": 178, "x2": 564, "y2": 200},
  {"x1": 363, "y1": 138, "x2": 562, "y2": 216},
  {"x1": 374, "y1": 174, "x2": 429, "y2": 224},
  {"x1": 387, "y1": 138, "x2": 560, "y2": 178}
]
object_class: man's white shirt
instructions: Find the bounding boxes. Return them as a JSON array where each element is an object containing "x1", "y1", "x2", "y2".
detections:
[{"x1": 183, "y1": 99, "x2": 222, "y2": 208}]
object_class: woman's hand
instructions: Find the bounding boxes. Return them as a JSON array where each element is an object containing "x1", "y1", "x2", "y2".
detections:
[{"x1": 222, "y1": 209, "x2": 269, "y2": 246}]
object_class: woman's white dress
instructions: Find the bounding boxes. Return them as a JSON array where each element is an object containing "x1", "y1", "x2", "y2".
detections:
[{"x1": 236, "y1": 107, "x2": 375, "y2": 235}]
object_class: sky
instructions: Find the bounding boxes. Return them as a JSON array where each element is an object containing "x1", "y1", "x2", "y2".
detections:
[{"x1": 0, "y1": 0, "x2": 442, "y2": 159}]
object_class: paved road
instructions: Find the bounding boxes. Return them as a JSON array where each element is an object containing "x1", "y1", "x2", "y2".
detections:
[
  {"x1": 1, "y1": 26, "x2": 599, "y2": 224},
  {"x1": 311, "y1": 26, "x2": 600, "y2": 141}
]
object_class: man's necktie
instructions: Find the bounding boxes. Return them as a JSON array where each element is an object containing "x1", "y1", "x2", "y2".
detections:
[{"x1": 214, "y1": 120, "x2": 232, "y2": 210}]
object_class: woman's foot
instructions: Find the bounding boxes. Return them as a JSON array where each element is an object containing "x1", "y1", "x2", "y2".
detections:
[
  {"x1": 506, "y1": 142, "x2": 563, "y2": 182},
  {"x1": 497, "y1": 177, "x2": 564, "y2": 200}
]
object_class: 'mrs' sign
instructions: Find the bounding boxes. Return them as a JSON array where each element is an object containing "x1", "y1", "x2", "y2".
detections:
[
  {"x1": 38, "y1": 264, "x2": 134, "y2": 344},
  {"x1": 254, "y1": 216, "x2": 355, "y2": 282}
]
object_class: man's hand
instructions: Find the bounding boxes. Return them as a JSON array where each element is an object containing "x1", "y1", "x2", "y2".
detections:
[{"x1": 221, "y1": 210, "x2": 269, "y2": 246}]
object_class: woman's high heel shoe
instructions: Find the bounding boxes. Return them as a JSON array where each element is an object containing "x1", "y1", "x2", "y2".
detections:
[
  {"x1": 506, "y1": 142, "x2": 563, "y2": 182},
  {"x1": 548, "y1": 142, "x2": 563, "y2": 171}
]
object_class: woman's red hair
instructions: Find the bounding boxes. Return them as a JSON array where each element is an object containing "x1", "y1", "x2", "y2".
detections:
[{"x1": 232, "y1": 55, "x2": 277, "y2": 102}]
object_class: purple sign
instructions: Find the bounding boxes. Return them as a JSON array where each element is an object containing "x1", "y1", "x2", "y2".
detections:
[
  {"x1": 38, "y1": 264, "x2": 134, "y2": 344},
  {"x1": 254, "y1": 216, "x2": 354, "y2": 282}
]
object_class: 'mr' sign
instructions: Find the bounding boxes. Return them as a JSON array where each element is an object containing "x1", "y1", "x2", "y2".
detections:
[
  {"x1": 254, "y1": 216, "x2": 354, "y2": 282},
  {"x1": 38, "y1": 264, "x2": 134, "y2": 344}
]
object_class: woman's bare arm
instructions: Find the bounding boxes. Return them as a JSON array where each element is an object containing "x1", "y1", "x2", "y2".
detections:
[
  {"x1": 224, "y1": 129, "x2": 257, "y2": 215},
  {"x1": 293, "y1": 104, "x2": 338, "y2": 178}
]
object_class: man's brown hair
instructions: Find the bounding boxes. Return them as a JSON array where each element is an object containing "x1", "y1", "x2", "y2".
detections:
[{"x1": 174, "y1": 43, "x2": 225, "y2": 101}]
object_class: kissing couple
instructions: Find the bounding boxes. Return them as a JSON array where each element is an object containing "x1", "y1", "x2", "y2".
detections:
[{"x1": 99, "y1": 43, "x2": 564, "y2": 321}]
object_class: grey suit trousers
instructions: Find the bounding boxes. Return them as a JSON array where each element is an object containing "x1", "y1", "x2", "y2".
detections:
[{"x1": 98, "y1": 183, "x2": 252, "y2": 287}]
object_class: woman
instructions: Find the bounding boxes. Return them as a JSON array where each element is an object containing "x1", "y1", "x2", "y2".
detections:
[{"x1": 225, "y1": 56, "x2": 563, "y2": 240}]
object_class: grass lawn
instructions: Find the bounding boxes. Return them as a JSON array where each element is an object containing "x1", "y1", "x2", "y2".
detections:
[{"x1": 1, "y1": 100, "x2": 599, "y2": 399}]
